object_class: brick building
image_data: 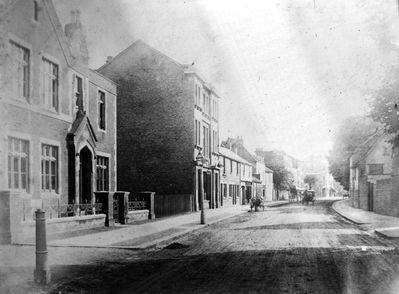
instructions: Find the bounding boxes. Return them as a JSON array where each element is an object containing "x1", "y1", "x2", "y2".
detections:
[
  {"x1": 98, "y1": 40, "x2": 221, "y2": 213},
  {"x1": 0, "y1": 0, "x2": 117, "y2": 226},
  {"x1": 350, "y1": 130, "x2": 393, "y2": 214}
]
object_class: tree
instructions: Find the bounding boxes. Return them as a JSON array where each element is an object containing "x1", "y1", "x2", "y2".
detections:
[
  {"x1": 369, "y1": 82, "x2": 399, "y2": 146},
  {"x1": 327, "y1": 116, "x2": 379, "y2": 190},
  {"x1": 304, "y1": 174, "x2": 318, "y2": 190}
]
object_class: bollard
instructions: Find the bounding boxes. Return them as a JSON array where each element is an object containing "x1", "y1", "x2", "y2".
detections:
[{"x1": 34, "y1": 209, "x2": 51, "y2": 284}]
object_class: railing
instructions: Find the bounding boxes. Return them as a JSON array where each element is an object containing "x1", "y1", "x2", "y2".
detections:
[
  {"x1": 128, "y1": 201, "x2": 147, "y2": 211},
  {"x1": 22, "y1": 201, "x2": 103, "y2": 221}
]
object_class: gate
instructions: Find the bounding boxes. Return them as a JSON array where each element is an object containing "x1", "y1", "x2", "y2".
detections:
[{"x1": 113, "y1": 194, "x2": 120, "y2": 223}]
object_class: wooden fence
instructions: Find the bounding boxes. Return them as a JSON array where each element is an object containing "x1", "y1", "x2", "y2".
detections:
[{"x1": 154, "y1": 194, "x2": 193, "y2": 218}]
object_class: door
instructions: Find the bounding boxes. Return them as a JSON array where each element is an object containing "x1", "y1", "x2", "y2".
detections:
[
  {"x1": 79, "y1": 146, "x2": 93, "y2": 204},
  {"x1": 368, "y1": 182, "x2": 374, "y2": 211}
]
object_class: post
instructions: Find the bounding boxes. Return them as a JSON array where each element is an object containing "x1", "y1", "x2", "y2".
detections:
[
  {"x1": 199, "y1": 169, "x2": 206, "y2": 224},
  {"x1": 34, "y1": 209, "x2": 51, "y2": 284}
]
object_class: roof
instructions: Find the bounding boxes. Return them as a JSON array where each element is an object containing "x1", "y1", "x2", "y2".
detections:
[
  {"x1": 97, "y1": 40, "x2": 219, "y2": 97},
  {"x1": 265, "y1": 166, "x2": 273, "y2": 173},
  {"x1": 351, "y1": 129, "x2": 389, "y2": 167},
  {"x1": 219, "y1": 147, "x2": 252, "y2": 165},
  {"x1": 3, "y1": 0, "x2": 117, "y2": 94},
  {"x1": 252, "y1": 174, "x2": 262, "y2": 183}
]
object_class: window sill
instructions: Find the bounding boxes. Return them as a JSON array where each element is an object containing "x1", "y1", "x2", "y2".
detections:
[
  {"x1": 41, "y1": 191, "x2": 60, "y2": 197},
  {"x1": 2, "y1": 97, "x2": 73, "y2": 123},
  {"x1": 42, "y1": 107, "x2": 59, "y2": 115}
]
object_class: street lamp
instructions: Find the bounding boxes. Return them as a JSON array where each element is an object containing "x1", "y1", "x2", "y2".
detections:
[{"x1": 196, "y1": 151, "x2": 206, "y2": 224}]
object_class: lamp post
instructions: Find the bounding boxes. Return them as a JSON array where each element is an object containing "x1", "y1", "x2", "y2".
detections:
[{"x1": 196, "y1": 151, "x2": 206, "y2": 224}]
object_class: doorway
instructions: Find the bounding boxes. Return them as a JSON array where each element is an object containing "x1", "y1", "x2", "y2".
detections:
[
  {"x1": 367, "y1": 182, "x2": 374, "y2": 212},
  {"x1": 79, "y1": 146, "x2": 93, "y2": 204}
]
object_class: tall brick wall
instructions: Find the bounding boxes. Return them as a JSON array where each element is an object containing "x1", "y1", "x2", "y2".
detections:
[{"x1": 99, "y1": 42, "x2": 195, "y2": 195}]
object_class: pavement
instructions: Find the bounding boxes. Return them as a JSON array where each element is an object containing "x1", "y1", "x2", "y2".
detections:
[
  {"x1": 332, "y1": 199, "x2": 399, "y2": 238},
  {"x1": 15, "y1": 200, "x2": 290, "y2": 249},
  {"x1": 9, "y1": 199, "x2": 399, "y2": 294}
]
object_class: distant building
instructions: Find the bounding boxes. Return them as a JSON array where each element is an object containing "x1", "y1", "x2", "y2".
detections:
[
  {"x1": 0, "y1": 0, "x2": 117, "y2": 242},
  {"x1": 350, "y1": 130, "x2": 393, "y2": 214},
  {"x1": 222, "y1": 137, "x2": 256, "y2": 203},
  {"x1": 255, "y1": 149, "x2": 302, "y2": 200},
  {"x1": 303, "y1": 154, "x2": 336, "y2": 198},
  {"x1": 219, "y1": 147, "x2": 251, "y2": 206},
  {"x1": 264, "y1": 166, "x2": 273, "y2": 202},
  {"x1": 98, "y1": 40, "x2": 221, "y2": 213}
]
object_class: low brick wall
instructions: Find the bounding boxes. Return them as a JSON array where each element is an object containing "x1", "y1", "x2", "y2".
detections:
[
  {"x1": 375, "y1": 179, "x2": 394, "y2": 216},
  {"x1": 126, "y1": 210, "x2": 149, "y2": 223},
  {"x1": 14, "y1": 214, "x2": 106, "y2": 243}
]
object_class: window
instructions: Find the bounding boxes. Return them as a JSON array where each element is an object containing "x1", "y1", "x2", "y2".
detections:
[
  {"x1": 368, "y1": 164, "x2": 384, "y2": 175},
  {"x1": 34, "y1": 0, "x2": 39, "y2": 21},
  {"x1": 212, "y1": 130, "x2": 218, "y2": 153},
  {"x1": 195, "y1": 120, "x2": 201, "y2": 146},
  {"x1": 202, "y1": 94, "x2": 210, "y2": 115},
  {"x1": 230, "y1": 159, "x2": 233, "y2": 174},
  {"x1": 223, "y1": 157, "x2": 226, "y2": 174},
  {"x1": 383, "y1": 146, "x2": 391, "y2": 156},
  {"x1": 10, "y1": 41, "x2": 30, "y2": 100},
  {"x1": 237, "y1": 161, "x2": 239, "y2": 175},
  {"x1": 42, "y1": 58, "x2": 59, "y2": 111},
  {"x1": 75, "y1": 75, "x2": 83, "y2": 111},
  {"x1": 203, "y1": 124, "x2": 210, "y2": 158},
  {"x1": 8, "y1": 137, "x2": 29, "y2": 191},
  {"x1": 195, "y1": 84, "x2": 201, "y2": 107},
  {"x1": 96, "y1": 156, "x2": 109, "y2": 191},
  {"x1": 212, "y1": 100, "x2": 219, "y2": 120},
  {"x1": 98, "y1": 90, "x2": 106, "y2": 130},
  {"x1": 41, "y1": 144, "x2": 58, "y2": 192}
]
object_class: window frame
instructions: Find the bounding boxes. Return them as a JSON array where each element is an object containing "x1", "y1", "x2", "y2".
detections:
[
  {"x1": 7, "y1": 137, "x2": 30, "y2": 192},
  {"x1": 96, "y1": 155, "x2": 110, "y2": 191},
  {"x1": 74, "y1": 74, "x2": 84, "y2": 112},
  {"x1": 368, "y1": 163, "x2": 384, "y2": 175},
  {"x1": 98, "y1": 89, "x2": 106, "y2": 131},
  {"x1": 9, "y1": 40, "x2": 31, "y2": 101},
  {"x1": 42, "y1": 57, "x2": 59, "y2": 112},
  {"x1": 41, "y1": 144, "x2": 59, "y2": 193}
]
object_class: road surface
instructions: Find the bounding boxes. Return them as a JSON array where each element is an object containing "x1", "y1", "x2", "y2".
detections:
[{"x1": 20, "y1": 200, "x2": 399, "y2": 293}]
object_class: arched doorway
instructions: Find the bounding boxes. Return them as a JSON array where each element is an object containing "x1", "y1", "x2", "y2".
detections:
[{"x1": 79, "y1": 146, "x2": 93, "y2": 204}]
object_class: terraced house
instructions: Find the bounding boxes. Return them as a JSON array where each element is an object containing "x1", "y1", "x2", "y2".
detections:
[
  {"x1": 0, "y1": 0, "x2": 117, "y2": 243},
  {"x1": 98, "y1": 40, "x2": 221, "y2": 216}
]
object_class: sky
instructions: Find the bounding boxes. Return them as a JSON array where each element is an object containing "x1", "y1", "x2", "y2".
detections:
[{"x1": 53, "y1": 0, "x2": 399, "y2": 160}]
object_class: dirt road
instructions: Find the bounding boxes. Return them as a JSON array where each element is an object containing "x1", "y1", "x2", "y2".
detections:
[{"x1": 7, "y1": 200, "x2": 399, "y2": 294}]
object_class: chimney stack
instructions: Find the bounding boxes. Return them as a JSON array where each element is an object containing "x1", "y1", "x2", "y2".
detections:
[
  {"x1": 106, "y1": 56, "x2": 113, "y2": 64},
  {"x1": 64, "y1": 9, "x2": 89, "y2": 65}
]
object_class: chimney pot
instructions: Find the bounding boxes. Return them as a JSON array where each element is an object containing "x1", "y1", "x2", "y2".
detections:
[
  {"x1": 75, "y1": 9, "x2": 81, "y2": 23},
  {"x1": 70, "y1": 10, "x2": 76, "y2": 23},
  {"x1": 106, "y1": 56, "x2": 113, "y2": 63}
]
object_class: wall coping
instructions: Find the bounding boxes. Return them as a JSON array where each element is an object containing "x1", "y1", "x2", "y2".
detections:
[{"x1": 21, "y1": 214, "x2": 106, "y2": 225}]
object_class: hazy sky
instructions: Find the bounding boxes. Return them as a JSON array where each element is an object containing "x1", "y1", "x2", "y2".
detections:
[{"x1": 54, "y1": 0, "x2": 399, "y2": 160}]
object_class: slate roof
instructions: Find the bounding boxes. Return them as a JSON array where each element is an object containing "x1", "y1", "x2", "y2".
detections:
[{"x1": 219, "y1": 147, "x2": 252, "y2": 165}]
